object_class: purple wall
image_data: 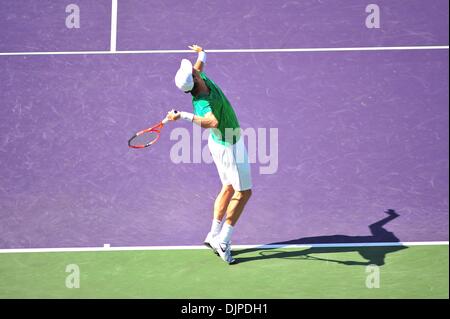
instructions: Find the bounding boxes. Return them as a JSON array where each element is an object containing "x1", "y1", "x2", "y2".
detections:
[
  {"x1": 0, "y1": 0, "x2": 111, "y2": 52},
  {"x1": 117, "y1": 0, "x2": 449, "y2": 50},
  {"x1": 0, "y1": 1, "x2": 448, "y2": 248}
]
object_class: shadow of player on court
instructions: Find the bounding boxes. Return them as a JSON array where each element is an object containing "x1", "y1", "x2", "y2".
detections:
[{"x1": 233, "y1": 209, "x2": 407, "y2": 266}]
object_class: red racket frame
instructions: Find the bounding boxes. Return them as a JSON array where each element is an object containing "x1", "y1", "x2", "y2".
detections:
[{"x1": 128, "y1": 121, "x2": 165, "y2": 149}]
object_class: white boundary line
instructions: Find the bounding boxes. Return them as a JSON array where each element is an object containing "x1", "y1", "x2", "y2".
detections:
[
  {"x1": 0, "y1": 241, "x2": 447, "y2": 254},
  {"x1": 110, "y1": 0, "x2": 118, "y2": 52},
  {"x1": 0, "y1": 45, "x2": 448, "y2": 57}
]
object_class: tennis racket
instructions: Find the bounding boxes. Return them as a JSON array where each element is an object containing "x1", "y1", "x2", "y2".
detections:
[{"x1": 128, "y1": 111, "x2": 178, "y2": 149}]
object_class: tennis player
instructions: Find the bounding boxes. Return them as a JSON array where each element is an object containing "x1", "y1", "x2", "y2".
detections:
[{"x1": 167, "y1": 45, "x2": 252, "y2": 264}]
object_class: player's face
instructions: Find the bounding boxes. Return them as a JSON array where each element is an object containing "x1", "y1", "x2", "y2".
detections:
[
  {"x1": 192, "y1": 69, "x2": 198, "y2": 81},
  {"x1": 184, "y1": 69, "x2": 198, "y2": 94}
]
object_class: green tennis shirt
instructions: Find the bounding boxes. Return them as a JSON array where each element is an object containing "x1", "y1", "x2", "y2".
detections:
[{"x1": 192, "y1": 72, "x2": 240, "y2": 146}]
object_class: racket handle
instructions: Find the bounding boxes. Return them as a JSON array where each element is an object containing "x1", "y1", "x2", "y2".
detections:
[{"x1": 162, "y1": 110, "x2": 178, "y2": 124}]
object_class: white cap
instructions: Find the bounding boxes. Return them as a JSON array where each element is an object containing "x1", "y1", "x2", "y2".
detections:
[{"x1": 175, "y1": 59, "x2": 194, "y2": 92}]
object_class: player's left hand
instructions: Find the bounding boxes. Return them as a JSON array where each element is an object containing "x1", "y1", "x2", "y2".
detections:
[
  {"x1": 166, "y1": 109, "x2": 180, "y2": 121},
  {"x1": 188, "y1": 44, "x2": 203, "y2": 52}
]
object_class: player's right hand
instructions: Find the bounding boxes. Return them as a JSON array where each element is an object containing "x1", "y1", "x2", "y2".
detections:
[{"x1": 166, "y1": 109, "x2": 180, "y2": 121}]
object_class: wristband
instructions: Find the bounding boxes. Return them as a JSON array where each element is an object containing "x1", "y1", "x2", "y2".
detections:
[
  {"x1": 180, "y1": 111, "x2": 194, "y2": 122},
  {"x1": 198, "y1": 51, "x2": 207, "y2": 63}
]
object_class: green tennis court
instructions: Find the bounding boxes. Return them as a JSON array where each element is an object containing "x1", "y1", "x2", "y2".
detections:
[{"x1": 0, "y1": 244, "x2": 447, "y2": 299}]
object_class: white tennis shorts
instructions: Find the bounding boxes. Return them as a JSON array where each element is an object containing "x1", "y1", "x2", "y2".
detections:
[{"x1": 208, "y1": 134, "x2": 252, "y2": 191}]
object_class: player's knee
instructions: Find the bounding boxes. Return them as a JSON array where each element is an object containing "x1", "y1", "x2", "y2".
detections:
[
  {"x1": 234, "y1": 189, "x2": 252, "y2": 200},
  {"x1": 222, "y1": 185, "x2": 234, "y2": 194}
]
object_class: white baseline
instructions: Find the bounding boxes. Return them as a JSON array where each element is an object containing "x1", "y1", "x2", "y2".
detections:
[
  {"x1": 0, "y1": 45, "x2": 448, "y2": 56},
  {"x1": 0, "y1": 241, "x2": 448, "y2": 254}
]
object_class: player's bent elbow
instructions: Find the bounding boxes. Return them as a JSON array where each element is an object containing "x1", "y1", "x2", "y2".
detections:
[{"x1": 211, "y1": 119, "x2": 219, "y2": 128}]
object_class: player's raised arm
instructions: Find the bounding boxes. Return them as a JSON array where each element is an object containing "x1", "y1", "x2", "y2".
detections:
[{"x1": 189, "y1": 44, "x2": 206, "y2": 72}]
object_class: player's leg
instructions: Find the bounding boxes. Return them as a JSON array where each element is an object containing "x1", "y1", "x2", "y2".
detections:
[
  {"x1": 205, "y1": 135, "x2": 233, "y2": 249},
  {"x1": 223, "y1": 189, "x2": 252, "y2": 226},
  {"x1": 214, "y1": 184, "x2": 234, "y2": 221},
  {"x1": 204, "y1": 184, "x2": 234, "y2": 248},
  {"x1": 212, "y1": 137, "x2": 252, "y2": 264},
  {"x1": 215, "y1": 189, "x2": 251, "y2": 258}
]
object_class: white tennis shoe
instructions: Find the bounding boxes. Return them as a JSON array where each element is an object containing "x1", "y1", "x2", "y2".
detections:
[
  {"x1": 210, "y1": 237, "x2": 236, "y2": 265},
  {"x1": 203, "y1": 232, "x2": 219, "y2": 255}
]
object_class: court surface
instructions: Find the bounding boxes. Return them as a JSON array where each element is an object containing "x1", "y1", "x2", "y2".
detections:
[{"x1": 0, "y1": 0, "x2": 448, "y2": 298}]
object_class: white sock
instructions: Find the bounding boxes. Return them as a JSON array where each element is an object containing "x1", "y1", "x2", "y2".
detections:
[
  {"x1": 219, "y1": 223, "x2": 234, "y2": 244},
  {"x1": 210, "y1": 219, "x2": 222, "y2": 236}
]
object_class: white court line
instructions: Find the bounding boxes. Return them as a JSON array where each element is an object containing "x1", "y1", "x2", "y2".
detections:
[
  {"x1": 0, "y1": 241, "x2": 447, "y2": 254},
  {"x1": 0, "y1": 45, "x2": 448, "y2": 56},
  {"x1": 110, "y1": 0, "x2": 118, "y2": 52}
]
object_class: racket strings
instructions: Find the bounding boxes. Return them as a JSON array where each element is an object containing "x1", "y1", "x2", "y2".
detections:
[
  {"x1": 128, "y1": 122, "x2": 164, "y2": 148},
  {"x1": 129, "y1": 129, "x2": 160, "y2": 147}
]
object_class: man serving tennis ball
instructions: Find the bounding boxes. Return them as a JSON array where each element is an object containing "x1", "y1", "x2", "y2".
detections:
[{"x1": 167, "y1": 44, "x2": 252, "y2": 264}]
